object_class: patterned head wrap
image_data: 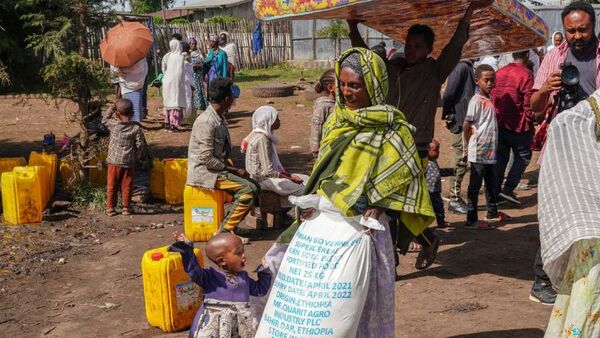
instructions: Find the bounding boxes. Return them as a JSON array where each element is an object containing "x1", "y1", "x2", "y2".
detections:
[
  {"x1": 340, "y1": 52, "x2": 363, "y2": 77},
  {"x1": 188, "y1": 37, "x2": 197, "y2": 45}
]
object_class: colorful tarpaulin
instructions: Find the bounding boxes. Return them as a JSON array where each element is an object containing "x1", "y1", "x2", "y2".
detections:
[{"x1": 253, "y1": 0, "x2": 549, "y2": 58}]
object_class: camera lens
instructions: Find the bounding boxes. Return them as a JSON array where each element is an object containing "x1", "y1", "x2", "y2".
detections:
[{"x1": 561, "y1": 64, "x2": 580, "y2": 86}]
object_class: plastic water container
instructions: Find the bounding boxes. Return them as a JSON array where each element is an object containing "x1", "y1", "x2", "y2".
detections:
[
  {"x1": 150, "y1": 159, "x2": 165, "y2": 200},
  {"x1": 0, "y1": 157, "x2": 26, "y2": 194},
  {"x1": 141, "y1": 245, "x2": 205, "y2": 333},
  {"x1": 0, "y1": 157, "x2": 27, "y2": 173},
  {"x1": 184, "y1": 186, "x2": 226, "y2": 242},
  {"x1": 164, "y1": 158, "x2": 188, "y2": 205},
  {"x1": 89, "y1": 152, "x2": 108, "y2": 187},
  {"x1": 1, "y1": 170, "x2": 44, "y2": 225},
  {"x1": 59, "y1": 160, "x2": 78, "y2": 193},
  {"x1": 29, "y1": 152, "x2": 57, "y2": 197},
  {"x1": 13, "y1": 166, "x2": 50, "y2": 206}
]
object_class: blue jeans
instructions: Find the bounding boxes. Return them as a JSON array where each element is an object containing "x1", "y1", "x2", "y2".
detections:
[{"x1": 496, "y1": 128, "x2": 533, "y2": 194}]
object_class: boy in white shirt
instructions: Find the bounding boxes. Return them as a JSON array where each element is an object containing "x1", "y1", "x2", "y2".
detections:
[{"x1": 463, "y1": 64, "x2": 509, "y2": 229}]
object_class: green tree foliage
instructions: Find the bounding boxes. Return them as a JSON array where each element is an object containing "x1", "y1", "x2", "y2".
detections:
[
  {"x1": 205, "y1": 15, "x2": 241, "y2": 24},
  {"x1": 317, "y1": 20, "x2": 349, "y2": 57},
  {"x1": 131, "y1": 0, "x2": 174, "y2": 14}
]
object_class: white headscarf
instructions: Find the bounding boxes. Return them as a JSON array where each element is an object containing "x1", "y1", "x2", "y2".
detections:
[
  {"x1": 246, "y1": 106, "x2": 285, "y2": 173},
  {"x1": 162, "y1": 39, "x2": 186, "y2": 109},
  {"x1": 547, "y1": 31, "x2": 563, "y2": 52}
]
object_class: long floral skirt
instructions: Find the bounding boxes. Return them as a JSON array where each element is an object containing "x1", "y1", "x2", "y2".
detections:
[{"x1": 545, "y1": 239, "x2": 600, "y2": 338}]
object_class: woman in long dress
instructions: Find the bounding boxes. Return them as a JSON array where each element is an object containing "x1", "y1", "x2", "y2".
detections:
[
  {"x1": 188, "y1": 37, "x2": 207, "y2": 114},
  {"x1": 275, "y1": 47, "x2": 435, "y2": 337},
  {"x1": 161, "y1": 39, "x2": 186, "y2": 131},
  {"x1": 203, "y1": 35, "x2": 229, "y2": 90}
]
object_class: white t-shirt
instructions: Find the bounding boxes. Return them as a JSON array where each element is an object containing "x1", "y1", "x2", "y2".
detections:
[{"x1": 465, "y1": 93, "x2": 498, "y2": 164}]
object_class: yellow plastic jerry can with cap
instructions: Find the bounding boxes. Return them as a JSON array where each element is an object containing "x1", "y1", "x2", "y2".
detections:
[
  {"x1": 164, "y1": 158, "x2": 188, "y2": 205},
  {"x1": 141, "y1": 245, "x2": 205, "y2": 333},
  {"x1": 29, "y1": 151, "x2": 57, "y2": 197},
  {"x1": 184, "y1": 186, "x2": 226, "y2": 242},
  {"x1": 1, "y1": 170, "x2": 44, "y2": 225},
  {"x1": 13, "y1": 166, "x2": 50, "y2": 206},
  {"x1": 150, "y1": 158, "x2": 165, "y2": 200}
]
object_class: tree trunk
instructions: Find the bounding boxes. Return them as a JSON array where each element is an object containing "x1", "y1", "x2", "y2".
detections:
[{"x1": 76, "y1": 0, "x2": 89, "y2": 58}]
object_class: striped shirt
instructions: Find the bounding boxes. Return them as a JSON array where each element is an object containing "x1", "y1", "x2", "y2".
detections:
[
  {"x1": 104, "y1": 116, "x2": 145, "y2": 168},
  {"x1": 533, "y1": 40, "x2": 600, "y2": 97}
]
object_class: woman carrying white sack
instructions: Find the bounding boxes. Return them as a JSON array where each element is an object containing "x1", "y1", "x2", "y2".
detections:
[
  {"x1": 241, "y1": 106, "x2": 308, "y2": 221},
  {"x1": 255, "y1": 48, "x2": 435, "y2": 338}
]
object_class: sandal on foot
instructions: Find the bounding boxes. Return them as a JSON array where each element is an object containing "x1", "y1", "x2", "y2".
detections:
[
  {"x1": 438, "y1": 221, "x2": 451, "y2": 229},
  {"x1": 122, "y1": 208, "x2": 132, "y2": 216},
  {"x1": 415, "y1": 237, "x2": 440, "y2": 270},
  {"x1": 465, "y1": 220, "x2": 496, "y2": 230},
  {"x1": 484, "y1": 212, "x2": 511, "y2": 222},
  {"x1": 106, "y1": 209, "x2": 117, "y2": 217}
]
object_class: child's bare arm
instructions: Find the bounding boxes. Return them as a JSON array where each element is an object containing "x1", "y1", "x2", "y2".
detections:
[{"x1": 462, "y1": 121, "x2": 473, "y2": 158}]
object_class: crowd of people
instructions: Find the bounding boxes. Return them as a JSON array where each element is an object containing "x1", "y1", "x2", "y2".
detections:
[{"x1": 99, "y1": 0, "x2": 600, "y2": 336}]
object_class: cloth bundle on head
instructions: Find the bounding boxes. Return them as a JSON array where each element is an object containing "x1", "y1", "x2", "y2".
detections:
[
  {"x1": 241, "y1": 106, "x2": 285, "y2": 173},
  {"x1": 209, "y1": 34, "x2": 219, "y2": 43},
  {"x1": 278, "y1": 47, "x2": 434, "y2": 244}
]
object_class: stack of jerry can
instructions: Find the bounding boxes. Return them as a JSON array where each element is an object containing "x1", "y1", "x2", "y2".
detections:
[{"x1": 141, "y1": 245, "x2": 205, "y2": 332}]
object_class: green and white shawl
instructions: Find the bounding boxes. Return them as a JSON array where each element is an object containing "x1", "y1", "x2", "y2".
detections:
[{"x1": 278, "y1": 47, "x2": 434, "y2": 243}]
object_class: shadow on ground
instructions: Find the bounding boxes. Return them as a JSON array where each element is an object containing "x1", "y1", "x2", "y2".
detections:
[{"x1": 447, "y1": 328, "x2": 544, "y2": 338}]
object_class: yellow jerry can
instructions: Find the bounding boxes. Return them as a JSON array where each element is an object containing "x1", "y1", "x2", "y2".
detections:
[
  {"x1": 150, "y1": 158, "x2": 165, "y2": 200},
  {"x1": 184, "y1": 186, "x2": 227, "y2": 242},
  {"x1": 141, "y1": 245, "x2": 205, "y2": 333},
  {"x1": 1, "y1": 170, "x2": 44, "y2": 225},
  {"x1": 29, "y1": 152, "x2": 57, "y2": 197},
  {"x1": 164, "y1": 158, "x2": 188, "y2": 205}
]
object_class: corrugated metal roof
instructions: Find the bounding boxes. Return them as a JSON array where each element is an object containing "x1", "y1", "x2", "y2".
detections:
[{"x1": 175, "y1": 0, "x2": 251, "y2": 10}]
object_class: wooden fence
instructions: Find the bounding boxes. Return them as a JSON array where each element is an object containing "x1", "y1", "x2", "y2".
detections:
[{"x1": 154, "y1": 20, "x2": 292, "y2": 70}]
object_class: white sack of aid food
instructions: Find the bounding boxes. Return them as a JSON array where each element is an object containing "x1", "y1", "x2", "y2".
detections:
[{"x1": 256, "y1": 195, "x2": 384, "y2": 338}]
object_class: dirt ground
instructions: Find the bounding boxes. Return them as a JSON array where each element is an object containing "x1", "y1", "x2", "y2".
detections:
[{"x1": 0, "y1": 88, "x2": 551, "y2": 338}]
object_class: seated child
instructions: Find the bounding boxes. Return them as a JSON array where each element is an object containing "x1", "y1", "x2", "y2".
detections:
[
  {"x1": 169, "y1": 231, "x2": 271, "y2": 337},
  {"x1": 310, "y1": 69, "x2": 336, "y2": 158},
  {"x1": 425, "y1": 139, "x2": 450, "y2": 228}
]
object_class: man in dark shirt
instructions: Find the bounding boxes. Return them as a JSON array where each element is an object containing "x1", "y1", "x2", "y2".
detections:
[
  {"x1": 492, "y1": 50, "x2": 535, "y2": 206},
  {"x1": 442, "y1": 60, "x2": 476, "y2": 214}
]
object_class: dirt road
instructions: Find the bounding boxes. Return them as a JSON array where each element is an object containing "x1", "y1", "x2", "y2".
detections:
[{"x1": 0, "y1": 91, "x2": 551, "y2": 337}]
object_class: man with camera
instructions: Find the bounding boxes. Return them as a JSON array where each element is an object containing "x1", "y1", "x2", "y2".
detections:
[{"x1": 529, "y1": 1, "x2": 600, "y2": 306}]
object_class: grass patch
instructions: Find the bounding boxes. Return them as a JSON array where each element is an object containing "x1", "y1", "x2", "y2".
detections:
[
  {"x1": 73, "y1": 182, "x2": 109, "y2": 211},
  {"x1": 236, "y1": 65, "x2": 327, "y2": 90}
]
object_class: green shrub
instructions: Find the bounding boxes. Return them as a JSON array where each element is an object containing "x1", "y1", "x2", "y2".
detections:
[
  {"x1": 73, "y1": 182, "x2": 108, "y2": 211},
  {"x1": 205, "y1": 15, "x2": 240, "y2": 24}
]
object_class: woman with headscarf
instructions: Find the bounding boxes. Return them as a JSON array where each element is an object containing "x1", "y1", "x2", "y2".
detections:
[
  {"x1": 270, "y1": 48, "x2": 435, "y2": 337},
  {"x1": 241, "y1": 106, "x2": 308, "y2": 217},
  {"x1": 547, "y1": 31, "x2": 564, "y2": 52},
  {"x1": 162, "y1": 39, "x2": 186, "y2": 131},
  {"x1": 189, "y1": 37, "x2": 207, "y2": 116},
  {"x1": 203, "y1": 35, "x2": 229, "y2": 89},
  {"x1": 219, "y1": 31, "x2": 237, "y2": 80}
]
